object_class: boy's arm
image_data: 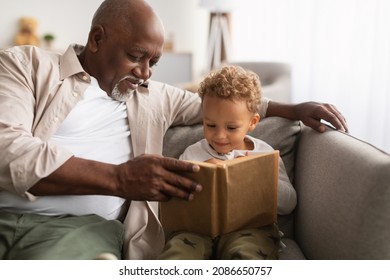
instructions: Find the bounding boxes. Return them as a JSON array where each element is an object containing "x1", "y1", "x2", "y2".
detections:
[{"x1": 276, "y1": 159, "x2": 297, "y2": 215}]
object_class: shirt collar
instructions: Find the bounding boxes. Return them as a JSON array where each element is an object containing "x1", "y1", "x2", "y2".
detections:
[{"x1": 59, "y1": 44, "x2": 89, "y2": 81}]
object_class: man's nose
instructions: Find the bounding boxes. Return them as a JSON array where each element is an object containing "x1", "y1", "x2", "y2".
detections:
[{"x1": 133, "y1": 62, "x2": 151, "y2": 81}]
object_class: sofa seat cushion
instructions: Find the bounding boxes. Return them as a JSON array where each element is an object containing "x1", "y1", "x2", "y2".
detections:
[{"x1": 279, "y1": 238, "x2": 306, "y2": 260}]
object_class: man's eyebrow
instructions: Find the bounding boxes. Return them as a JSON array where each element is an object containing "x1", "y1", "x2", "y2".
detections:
[
  {"x1": 130, "y1": 46, "x2": 161, "y2": 60},
  {"x1": 130, "y1": 46, "x2": 148, "y2": 54}
]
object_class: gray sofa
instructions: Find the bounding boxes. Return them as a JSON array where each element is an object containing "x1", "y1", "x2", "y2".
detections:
[{"x1": 162, "y1": 117, "x2": 390, "y2": 259}]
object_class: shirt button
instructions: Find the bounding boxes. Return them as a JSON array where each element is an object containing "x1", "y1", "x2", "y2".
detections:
[
  {"x1": 82, "y1": 75, "x2": 88, "y2": 81},
  {"x1": 73, "y1": 92, "x2": 78, "y2": 97}
]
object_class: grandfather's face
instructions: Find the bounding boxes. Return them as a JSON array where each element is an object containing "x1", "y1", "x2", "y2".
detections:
[{"x1": 87, "y1": 22, "x2": 164, "y2": 101}]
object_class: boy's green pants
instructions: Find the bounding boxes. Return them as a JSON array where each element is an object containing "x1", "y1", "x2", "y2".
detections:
[{"x1": 158, "y1": 224, "x2": 282, "y2": 260}]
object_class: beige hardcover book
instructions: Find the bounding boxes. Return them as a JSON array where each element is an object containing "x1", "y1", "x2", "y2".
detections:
[{"x1": 160, "y1": 151, "x2": 279, "y2": 238}]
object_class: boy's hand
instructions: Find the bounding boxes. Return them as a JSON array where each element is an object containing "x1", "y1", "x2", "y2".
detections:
[{"x1": 205, "y1": 158, "x2": 222, "y2": 164}]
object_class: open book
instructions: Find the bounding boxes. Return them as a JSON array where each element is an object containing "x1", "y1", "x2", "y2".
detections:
[{"x1": 160, "y1": 151, "x2": 279, "y2": 238}]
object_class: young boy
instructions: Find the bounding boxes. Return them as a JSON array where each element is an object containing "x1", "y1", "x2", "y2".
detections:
[{"x1": 158, "y1": 65, "x2": 297, "y2": 260}]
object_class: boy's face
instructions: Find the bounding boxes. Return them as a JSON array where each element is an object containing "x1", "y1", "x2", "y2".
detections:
[{"x1": 202, "y1": 95, "x2": 260, "y2": 154}]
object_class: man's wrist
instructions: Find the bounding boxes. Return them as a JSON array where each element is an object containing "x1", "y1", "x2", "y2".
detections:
[{"x1": 265, "y1": 100, "x2": 297, "y2": 119}]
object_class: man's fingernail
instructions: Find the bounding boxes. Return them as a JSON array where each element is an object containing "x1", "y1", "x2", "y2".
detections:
[
  {"x1": 195, "y1": 184, "x2": 202, "y2": 192},
  {"x1": 193, "y1": 165, "x2": 200, "y2": 172}
]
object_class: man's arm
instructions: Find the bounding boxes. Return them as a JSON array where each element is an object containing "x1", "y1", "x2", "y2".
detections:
[
  {"x1": 30, "y1": 154, "x2": 202, "y2": 201},
  {"x1": 266, "y1": 100, "x2": 348, "y2": 133}
]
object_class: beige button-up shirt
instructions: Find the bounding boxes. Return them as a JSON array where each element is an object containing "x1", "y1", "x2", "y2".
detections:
[{"x1": 0, "y1": 44, "x2": 269, "y2": 259}]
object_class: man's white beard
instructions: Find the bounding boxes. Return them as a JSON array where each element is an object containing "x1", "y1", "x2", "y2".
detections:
[
  {"x1": 110, "y1": 76, "x2": 144, "y2": 102},
  {"x1": 110, "y1": 83, "x2": 134, "y2": 102}
]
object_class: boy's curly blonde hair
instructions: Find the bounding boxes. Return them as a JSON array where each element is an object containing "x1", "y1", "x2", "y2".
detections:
[{"x1": 198, "y1": 65, "x2": 262, "y2": 114}]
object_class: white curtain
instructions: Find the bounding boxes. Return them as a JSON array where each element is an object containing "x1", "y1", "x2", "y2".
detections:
[{"x1": 231, "y1": 0, "x2": 390, "y2": 153}]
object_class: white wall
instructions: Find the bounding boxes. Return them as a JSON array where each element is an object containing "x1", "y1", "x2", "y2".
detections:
[
  {"x1": 0, "y1": 0, "x2": 209, "y2": 80},
  {"x1": 148, "y1": 0, "x2": 209, "y2": 79},
  {"x1": 0, "y1": 0, "x2": 103, "y2": 50}
]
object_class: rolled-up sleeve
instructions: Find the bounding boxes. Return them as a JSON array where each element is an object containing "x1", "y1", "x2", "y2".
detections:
[{"x1": 259, "y1": 97, "x2": 270, "y2": 119}]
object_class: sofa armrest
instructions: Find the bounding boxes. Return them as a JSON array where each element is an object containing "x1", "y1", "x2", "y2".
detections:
[{"x1": 294, "y1": 126, "x2": 390, "y2": 259}]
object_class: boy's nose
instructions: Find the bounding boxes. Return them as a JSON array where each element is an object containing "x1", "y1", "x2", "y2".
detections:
[{"x1": 215, "y1": 129, "x2": 226, "y2": 139}]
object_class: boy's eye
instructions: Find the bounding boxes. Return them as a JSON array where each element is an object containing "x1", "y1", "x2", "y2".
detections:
[
  {"x1": 206, "y1": 124, "x2": 216, "y2": 128},
  {"x1": 228, "y1": 126, "x2": 237, "y2": 130}
]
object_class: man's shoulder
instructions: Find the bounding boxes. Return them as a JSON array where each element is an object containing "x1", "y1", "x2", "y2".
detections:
[
  {"x1": 148, "y1": 80, "x2": 184, "y2": 94},
  {"x1": 141, "y1": 79, "x2": 200, "y2": 113},
  {"x1": 0, "y1": 45, "x2": 61, "y2": 67}
]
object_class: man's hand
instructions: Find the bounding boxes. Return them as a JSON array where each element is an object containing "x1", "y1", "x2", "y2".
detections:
[
  {"x1": 266, "y1": 101, "x2": 348, "y2": 133},
  {"x1": 293, "y1": 102, "x2": 348, "y2": 133},
  {"x1": 115, "y1": 154, "x2": 202, "y2": 202}
]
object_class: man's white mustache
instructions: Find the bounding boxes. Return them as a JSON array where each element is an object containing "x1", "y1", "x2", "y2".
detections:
[{"x1": 120, "y1": 76, "x2": 144, "y2": 86}]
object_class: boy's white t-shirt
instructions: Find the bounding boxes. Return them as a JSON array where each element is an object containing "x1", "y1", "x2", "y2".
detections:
[{"x1": 0, "y1": 77, "x2": 129, "y2": 220}]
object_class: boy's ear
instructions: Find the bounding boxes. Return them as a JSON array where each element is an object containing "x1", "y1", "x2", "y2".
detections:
[{"x1": 248, "y1": 113, "x2": 260, "y2": 131}]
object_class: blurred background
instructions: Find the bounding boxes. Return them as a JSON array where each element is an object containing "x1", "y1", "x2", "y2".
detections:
[{"x1": 1, "y1": 0, "x2": 389, "y2": 153}]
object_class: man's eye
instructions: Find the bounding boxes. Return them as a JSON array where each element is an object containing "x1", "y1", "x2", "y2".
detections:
[
  {"x1": 149, "y1": 63, "x2": 158, "y2": 68},
  {"x1": 128, "y1": 54, "x2": 142, "y2": 62},
  {"x1": 150, "y1": 60, "x2": 159, "y2": 68}
]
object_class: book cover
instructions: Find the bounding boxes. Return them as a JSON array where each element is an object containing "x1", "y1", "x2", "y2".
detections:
[{"x1": 160, "y1": 151, "x2": 279, "y2": 238}]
